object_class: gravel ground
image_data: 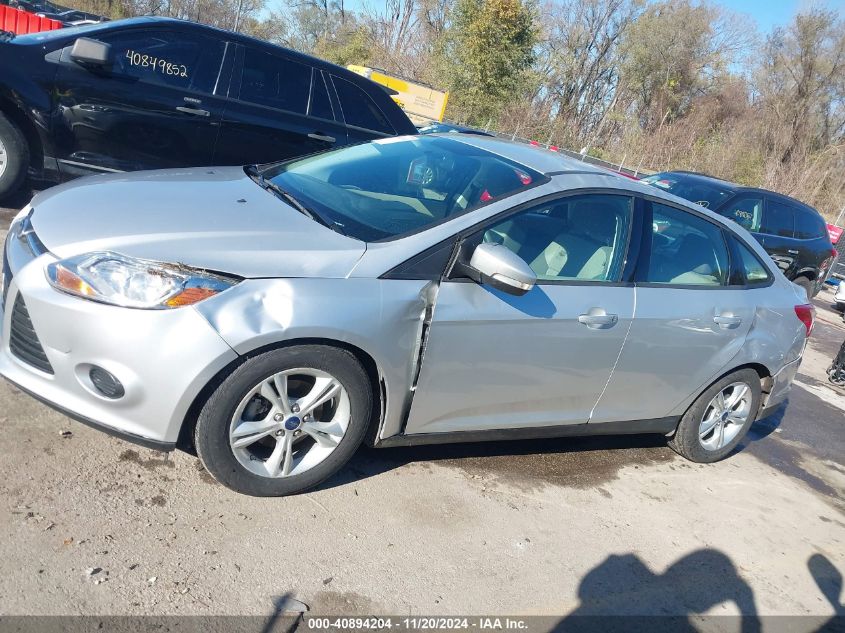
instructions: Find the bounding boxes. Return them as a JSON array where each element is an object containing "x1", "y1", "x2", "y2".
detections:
[{"x1": 0, "y1": 192, "x2": 844, "y2": 627}]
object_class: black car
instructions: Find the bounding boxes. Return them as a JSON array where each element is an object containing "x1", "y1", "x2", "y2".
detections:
[
  {"x1": 641, "y1": 171, "x2": 836, "y2": 297},
  {"x1": 0, "y1": 17, "x2": 417, "y2": 200}
]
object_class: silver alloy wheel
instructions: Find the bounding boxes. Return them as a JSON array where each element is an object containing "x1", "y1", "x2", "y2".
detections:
[
  {"x1": 699, "y1": 381, "x2": 752, "y2": 451},
  {"x1": 0, "y1": 136, "x2": 7, "y2": 179},
  {"x1": 229, "y1": 368, "x2": 351, "y2": 478}
]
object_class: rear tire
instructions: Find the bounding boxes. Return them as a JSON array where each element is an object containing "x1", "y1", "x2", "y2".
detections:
[
  {"x1": 668, "y1": 368, "x2": 762, "y2": 463},
  {"x1": 195, "y1": 345, "x2": 372, "y2": 497},
  {"x1": 0, "y1": 113, "x2": 29, "y2": 202},
  {"x1": 793, "y1": 275, "x2": 814, "y2": 299}
]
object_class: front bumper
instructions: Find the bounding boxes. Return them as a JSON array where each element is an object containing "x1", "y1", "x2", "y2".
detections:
[{"x1": 1, "y1": 226, "x2": 238, "y2": 448}]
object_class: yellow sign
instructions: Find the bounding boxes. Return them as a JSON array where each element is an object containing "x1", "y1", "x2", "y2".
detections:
[{"x1": 348, "y1": 65, "x2": 449, "y2": 123}]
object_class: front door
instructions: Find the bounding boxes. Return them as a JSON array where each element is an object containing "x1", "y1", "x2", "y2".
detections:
[
  {"x1": 52, "y1": 27, "x2": 229, "y2": 176},
  {"x1": 405, "y1": 193, "x2": 636, "y2": 435}
]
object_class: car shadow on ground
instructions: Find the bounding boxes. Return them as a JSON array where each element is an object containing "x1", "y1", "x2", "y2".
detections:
[{"x1": 318, "y1": 432, "x2": 673, "y2": 492}]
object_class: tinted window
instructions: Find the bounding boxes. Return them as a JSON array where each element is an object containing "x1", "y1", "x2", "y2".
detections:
[
  {"x1": 646, "y1": 204, "x2": 729, "y2": 286},
  {"x1": 98, "y1": 30, "x2": 224, "y2": 93},
  {"x1": 309, "y1": 70, "x2": 334, "y2": 120},
  {"x1": 761, "y1": 200, "x2": 795, "y2": 237},
  {"x1": 733, "y1": 238, "x2": 771, "y2": 284},
  {"x1": 332, "y1": 76, "x2": 395, "y2": 134},
  {"x1": 719, "y1": 196, "x2": 762, "y2": 232},
  {"x1": 261, "y1": 136, "x2": 541, "y2": 241},
  {"x1": 239, "y1": 48, "x2": 311, "y2": 113},
  {"x1": 794, "y1": 207, "x2": 827, "y2": 240},
  {"x1": 640, "y1": 173, "x2": 732, "y2": 209},
  {"x1": 482, "y1": 195, "x2": 632, "y2": 282}
]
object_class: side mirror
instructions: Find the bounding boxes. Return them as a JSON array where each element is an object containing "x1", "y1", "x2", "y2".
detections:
[
  {"x1": 70, "y1": 38, "x2": 112, "y2": 68},
  {"x1": 469, "y1": 243, "x2": 537, "y2": 296}
]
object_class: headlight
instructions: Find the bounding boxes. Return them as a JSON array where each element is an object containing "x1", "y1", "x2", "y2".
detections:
[{"x1": 46, "y1": 252, "x2": 238, "y2": 309}]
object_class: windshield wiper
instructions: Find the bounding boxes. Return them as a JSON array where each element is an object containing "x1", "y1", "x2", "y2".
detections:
[{"x1": 245, "y1": 165, "x2": 346, "y2": 235}]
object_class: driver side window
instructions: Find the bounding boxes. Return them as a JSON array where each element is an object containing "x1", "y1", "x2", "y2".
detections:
[
  {"x1": 94, "y1": 30, "x2": 225, "y2": 94},
  {"x1": 480, "y1": 194, "x2": 633, "y2": 282}
]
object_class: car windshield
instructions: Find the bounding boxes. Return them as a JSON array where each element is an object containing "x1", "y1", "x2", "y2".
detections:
[
  {"x1": 641, "y1": 173, "x2": 732, "y2": 209},
  {"x1": 257, "y1": 136, "x2": 542, "y2": 241}
]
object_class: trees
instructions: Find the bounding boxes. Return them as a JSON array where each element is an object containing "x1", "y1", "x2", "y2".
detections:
[
  {"x1": 435, "y1": 0, "x2": 537, "y2": 125},
  {"x1": 55, "y1": 0, "x2": 845, "y2": 220}
]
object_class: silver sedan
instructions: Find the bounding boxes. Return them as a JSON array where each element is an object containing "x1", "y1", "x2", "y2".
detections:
[{"x1": 0, "y1": 135, "x2": 813, "y2": 496}]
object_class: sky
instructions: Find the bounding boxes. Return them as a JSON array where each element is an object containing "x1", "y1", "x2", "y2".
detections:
[
  {"x1": 330, "y1": 0, "x2": 843, "y2": 35},
  {"x1": 718, "y1": 0, "x2": 843, "y2": 34}
]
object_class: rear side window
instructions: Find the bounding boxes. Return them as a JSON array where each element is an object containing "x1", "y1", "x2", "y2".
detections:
[
  {"x1": 761, "y1": 200, "x2": 795, "y2": 238},
  {"x1": 794, "y1": 208, "x2": 827, "y2": 240},
  {"x1": 97, "y1": 29, "x2": 225, "y2": 93},
  {"x1": 732, "y1": 238, "x2": 771, "y2": 285},
  {"x1": 719, "y1": 196, "x2": 762, "y2": 232},
  {"x1": 332, "y1": 76, "x2": 395, "y2": 134},
  {"x1": 645, "y1": 204, "x2": 729, "y2": 286},
  {"x1": 239, "y1": 47, "x2": 311, "y2": 114}
]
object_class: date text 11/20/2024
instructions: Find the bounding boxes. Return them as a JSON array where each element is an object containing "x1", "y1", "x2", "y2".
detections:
[{"x1": 306, "y1": 618, "x2": 529, "y2": 630}]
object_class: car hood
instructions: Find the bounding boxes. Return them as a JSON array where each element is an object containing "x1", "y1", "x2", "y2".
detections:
[{"x1": 28, "y1": 167, "x2": 366, "y2": 278}]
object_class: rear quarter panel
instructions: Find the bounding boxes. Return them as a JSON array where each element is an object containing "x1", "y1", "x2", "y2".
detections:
[{"x1": 665, "y1": 277, "x2": 807, "y2": 418}]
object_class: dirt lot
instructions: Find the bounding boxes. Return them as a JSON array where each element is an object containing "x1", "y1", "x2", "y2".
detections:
[{"x1": 0, "y1": 194, "x2": 844, "y2": 627}]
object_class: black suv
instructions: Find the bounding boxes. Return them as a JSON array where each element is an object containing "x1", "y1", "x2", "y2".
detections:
[
  {"x1": 641, "y1": 171, "x2": 836, "y2": 297},
  {"x1": 0, "y1": 17, "x2": 416, "y2": 200}
]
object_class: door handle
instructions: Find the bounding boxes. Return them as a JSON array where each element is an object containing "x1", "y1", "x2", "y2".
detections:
[
  {"x1": 176, "y1": 106, "x2": 210, "y2": 117},
  {"x1": 578, "y1": 311, "x2": 618, "y2": 329},
  {"x1": 308, "y1": 132, "x2": 336, "y2": 143},
  {"x1": 713, "y1": 314, "x2": 742, "y2": 329},
  {"x1": 787, "y1": 249, "x2": 799, "y2": 255}
]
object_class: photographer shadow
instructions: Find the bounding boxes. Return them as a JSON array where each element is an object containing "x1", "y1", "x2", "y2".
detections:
[{"x1": 554, "y1": 549, "x2": 761, "y2": 633}]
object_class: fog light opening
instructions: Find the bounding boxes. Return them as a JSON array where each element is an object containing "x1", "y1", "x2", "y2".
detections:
[{"x1": 88, "y1": 366, "x2": 125, "y2": 399}]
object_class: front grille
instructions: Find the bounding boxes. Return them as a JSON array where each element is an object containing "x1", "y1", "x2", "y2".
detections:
[{"x1": 9, "y1": 295, "x2": 54, "y2": 374}]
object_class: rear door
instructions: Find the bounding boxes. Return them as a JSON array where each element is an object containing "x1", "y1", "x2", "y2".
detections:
[
  {"x1": 404, "y1": 193, "x2": 636, "y2": 435},
  {"x1": 52, "y1": 26, "x2": 229, "y2": 175},
  {"x1": 592, "y1": 201, "x2": 756, "y2": 424},
  {"x1": 793, "y1": 206, "x2": 835, "y2": 280},
  {"x1": 759, "y1": 197, "x2": 799, "y2": 278},
  {"x1": 212, "y1": 46, "x2": 348, "y2": 165}
]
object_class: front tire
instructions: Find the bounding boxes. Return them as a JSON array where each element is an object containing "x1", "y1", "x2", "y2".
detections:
[
  {"x1": 668, "y1": 369, "x2": 761, "y2": 463},
  {"x1": 195, "y1": 345, "x2": 372, "y2": 496},
  {"x1": 0, "y1": 112, "x2": 29, "y2": 202}
]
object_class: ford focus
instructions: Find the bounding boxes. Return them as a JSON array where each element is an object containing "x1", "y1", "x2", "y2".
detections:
[{"x1": 0, "y1": 135, "x2": 813, "y2": 496}]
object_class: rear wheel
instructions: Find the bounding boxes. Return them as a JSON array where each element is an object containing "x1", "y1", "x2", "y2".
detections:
[
  {"x1": 669, "y1": 368, "x2": 761, "y2": 463},
  {"x1": 195, "y1": 345, "x2": 372, "y2": 496},
  {"x1": 793, "y1": 275, "x2": 814, "y2": 299},
  {"x1": 0, "y1": 113, "x2": 29, "y2": 202}
]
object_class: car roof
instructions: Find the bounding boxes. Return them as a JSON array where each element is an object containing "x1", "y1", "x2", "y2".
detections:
[
  {"x1": 652, "y1": 170, "x2": 740, "y2": 191},
  {"x1": 445, "y1": 134, "x2": 612, "y2": 176},
  {"x1": 49, "y1": 17, "x2": 366, "y2": 81},
  {"x1": 443, "y1": 134, "x2": 709, "y2": 207},
  {"x1": 656, "y1": 171, "x2": 822, "y2": 214}
]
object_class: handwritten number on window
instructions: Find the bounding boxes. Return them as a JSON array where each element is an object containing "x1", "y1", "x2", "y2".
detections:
[{"x1": 125, "y1": 49, "x2": 188, "y2": 78}]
